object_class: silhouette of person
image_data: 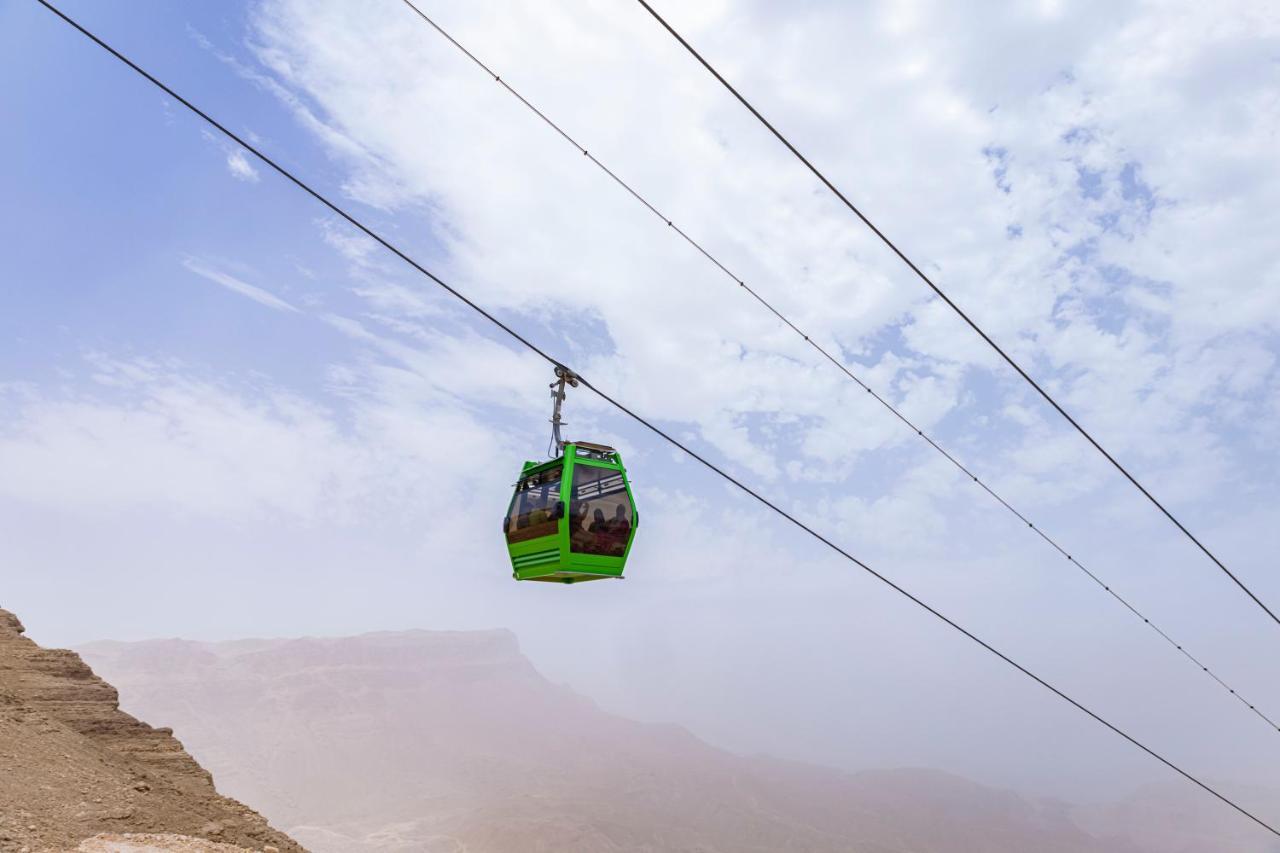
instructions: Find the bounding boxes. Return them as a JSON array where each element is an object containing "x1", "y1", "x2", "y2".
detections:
[
  {"x1": 611, "y1": 504, "x2": 631, "y2": 539},
  {"x1": 588, "y1": 508, "x2": 608, "y2": 534}
]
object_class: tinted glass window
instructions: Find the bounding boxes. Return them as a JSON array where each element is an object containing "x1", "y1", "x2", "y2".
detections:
[
  {"x1": 568, "y1": 465, "x2": 633, "y2": 557},
  {"x1": 506, "y1": 467, "x2": 562, "y2": 544}
]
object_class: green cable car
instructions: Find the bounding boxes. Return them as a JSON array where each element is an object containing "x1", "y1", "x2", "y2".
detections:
[{"x1": 504, "y1": 368, "x2": 638, "y2": 584}]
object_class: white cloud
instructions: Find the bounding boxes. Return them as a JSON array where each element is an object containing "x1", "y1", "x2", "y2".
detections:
[
  {"x1": 205, "y1": 0, "x2": 1280, "y2": 605},
  {"x1": 182, "y1": 257, "x2": 299, "y2": 313},
  {"x1": 238, "y1": 0, "x2": 1259, "y2": 486},
  {"x1": 0, "y1": 355, "x2": 510, "y2": 525},
  {"x1": 225, "y1": 148, "x2": 260, "y2": 182},
  {"x1": 8, "y1": 0, "x2": 1280, "y2": 804}
]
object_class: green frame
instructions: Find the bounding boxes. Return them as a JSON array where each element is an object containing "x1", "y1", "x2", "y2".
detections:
[{"x1": 505, "y1": 443, "x2": 639, "y2": 584}]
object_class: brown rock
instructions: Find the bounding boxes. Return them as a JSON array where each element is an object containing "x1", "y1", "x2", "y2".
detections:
[
  {"x1": 0, "y1": 606, "x2": 305, "y2": 852},
  {"x1": 0, "y1": 610, "x2": 24, "y2": 634}
]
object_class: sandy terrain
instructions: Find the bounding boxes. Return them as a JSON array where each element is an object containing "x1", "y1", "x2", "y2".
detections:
[{"x1": 0, "y1": 607, "x2": 302, "y2": 853}]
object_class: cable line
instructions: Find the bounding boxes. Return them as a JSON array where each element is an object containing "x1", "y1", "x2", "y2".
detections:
[
  {"x1": 631, "y1": 0, "x2": 1280, "y2": 630},
  {"x1": 32, "y1": 0, "x2": 1279, "y2": 839},
  {"x1": 391, "y1": 1, "x2": 1278, "y2": 735}
]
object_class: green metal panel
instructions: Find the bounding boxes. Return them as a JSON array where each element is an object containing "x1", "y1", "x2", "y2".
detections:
[{"x1": 505, "y1": 443, "x2": 638, "y2": 584}]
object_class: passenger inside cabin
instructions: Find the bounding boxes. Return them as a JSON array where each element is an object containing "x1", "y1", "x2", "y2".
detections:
[
  {"x1": 589, "y1": 508, "x2": 608, "y2": 534},
  {"x1": 610, "y1": 504, "x2": 631, "y2": 539},
  {"x1": 570, "y1": 501, "x2": 592, "y2": 550}
]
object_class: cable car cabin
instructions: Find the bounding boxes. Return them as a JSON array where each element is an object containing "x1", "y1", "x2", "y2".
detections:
[{"x1": 504, "y1": 442, "x2": 638, "y2": 584}]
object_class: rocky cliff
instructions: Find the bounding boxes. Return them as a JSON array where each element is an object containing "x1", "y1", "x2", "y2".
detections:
[{"x1": 0, "y1": 607, "x2": 303, "y2": 853}]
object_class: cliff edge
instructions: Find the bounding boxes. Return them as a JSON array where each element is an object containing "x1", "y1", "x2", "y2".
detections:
[{"x1": 0, "y1": 608, "x2": 304, "y2": 853}]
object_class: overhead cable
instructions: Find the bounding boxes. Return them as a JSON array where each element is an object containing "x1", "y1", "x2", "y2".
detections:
[
  {"x1": 392, "y1": 0, "x2": 1279, "y2": 735},
  {"x1": 32, "y1": 0, "x2": 1279, "y2": 838},
  {"x1": 631, "y1": 0, "x2": 1280, "y2": 630}
]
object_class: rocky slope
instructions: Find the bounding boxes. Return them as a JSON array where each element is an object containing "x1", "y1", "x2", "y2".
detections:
[
  {"x1": 80, "y1": 627, "x2": 1181, "y2": 853},
  {"x1": 0, "y1": 607, "x2": 302, "y2": 853}
]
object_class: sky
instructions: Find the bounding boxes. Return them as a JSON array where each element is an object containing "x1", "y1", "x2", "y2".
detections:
[{"x1": 2, "y1": 0, "x2": 1279, "y2": 824}]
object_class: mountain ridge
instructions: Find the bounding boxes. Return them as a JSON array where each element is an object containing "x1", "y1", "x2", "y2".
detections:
[{"x1": 81, "y1": 626, "x2": 1182, "y2": 853}]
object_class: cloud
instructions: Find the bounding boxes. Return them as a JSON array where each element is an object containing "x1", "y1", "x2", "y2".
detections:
[
  {"x1": 214, "y1": 2, "x2": 1280, "y2": 793},
  {"x1": 210, "y1": 0, "x2": 1280, "y2": 613},
  {"x1": 0, "y1": 355, "x2": 511, "y2": 525},
  {"x1": 8, "y1": 0, "x2": 1280, "y2": 806},
  {"x1": 196, "y1": 125, "x2": 261, "y2": 184},
  {"x1": 234, "y1": 0, "x2": 1278, "y2": 494},
  {"x1": 182, "y1": 257, "x2": 299, "y2": 313},
  {"x1": 225, "y1": 148, "x2": 260, "y2": 182}
]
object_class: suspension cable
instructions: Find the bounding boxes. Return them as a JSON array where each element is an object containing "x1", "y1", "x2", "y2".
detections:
[
  {"x1": 391, "y1": 1, "x2": 1279, "y2": 735},
  {"x1": 631, "y1": 0, "x2": 1280, "y2": 630},
  {"x1": 31, "y1": 0, "x2": 1279, "y2": 838}
]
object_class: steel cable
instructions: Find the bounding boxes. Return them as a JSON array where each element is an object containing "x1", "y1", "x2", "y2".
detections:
[
  {"x1": 631, "y1": 0, "x2": 1280, "y2": 630},
  {"x1": 31, "y1": 0, "x2": 1279, "y2": 838},
  {"x1": 393, "y1": 0, "x2": 1279, "y2": 734}
]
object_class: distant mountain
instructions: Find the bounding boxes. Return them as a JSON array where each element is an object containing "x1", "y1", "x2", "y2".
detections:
[
  {"x1": 76, "y1": 628, "x2": 1253, "y2": 853},
  {"x1": 0, "y1": 607, "x2": 301, "y2": 853},
  {"x1": 1073, "y1": 780, "x2": 1280, "y2": 853}
]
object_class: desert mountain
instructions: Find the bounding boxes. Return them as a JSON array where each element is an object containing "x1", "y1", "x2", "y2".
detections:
[
  {"x1": 80, "y1": 627, "x2": 1176, "y2": 853},
  {"x1": 0, "y1": 607, "x2": 302, "y2": 853}
]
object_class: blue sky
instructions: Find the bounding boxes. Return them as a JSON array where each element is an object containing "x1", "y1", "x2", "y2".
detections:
[
  {"x1": 3, "y1": 0, "x2": 1280, "y2": 817},
  {"x1": 2, "y1": 0, "x2": 404, "y2": 393}
]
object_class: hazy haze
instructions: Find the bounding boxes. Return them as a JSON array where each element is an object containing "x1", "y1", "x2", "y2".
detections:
[
  {"x1": 80, "y1": 628, "x2": 1280, "y2": 852},
  {"x1": 2, "y1": 0, "x2": 1279, "y2": 825}
]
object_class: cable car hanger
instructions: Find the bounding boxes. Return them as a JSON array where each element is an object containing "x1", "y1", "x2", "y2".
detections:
[{"x1": 548, "y1": 364, "x2": 578, "y2": 457}]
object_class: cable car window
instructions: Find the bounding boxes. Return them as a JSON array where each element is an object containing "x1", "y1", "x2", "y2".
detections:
[
  {"x1": 568, "y1": 465, "x2": 633, "y2": 556},
  {"x1": 506, "y1": 467, "x2": 562, "y2": 544}
]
